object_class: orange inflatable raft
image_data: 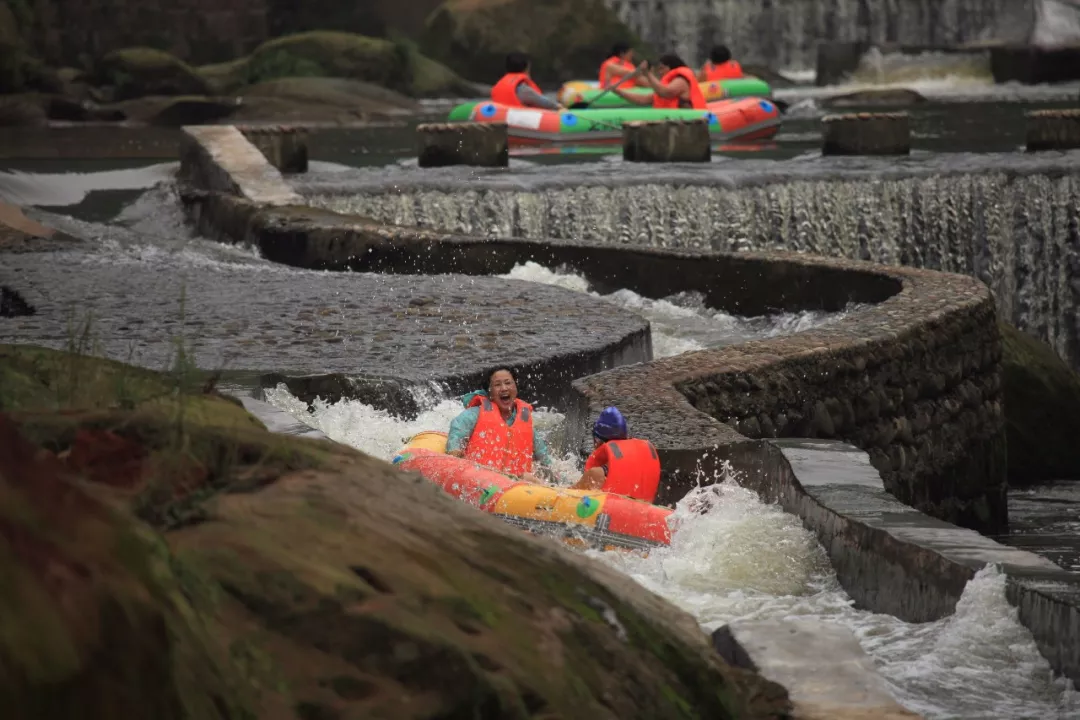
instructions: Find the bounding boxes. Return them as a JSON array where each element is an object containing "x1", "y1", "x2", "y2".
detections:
[
  {"x1": 392, "y1": 431, "x2": 673, "y2": 553},
  {"x1": 458, "y1": 97, "x2": 781, "y2": 145}
]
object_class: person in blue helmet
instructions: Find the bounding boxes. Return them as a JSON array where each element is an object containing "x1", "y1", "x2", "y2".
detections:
[{"x1": 570, "y1": 406, "x2": 662, "y2": 503}]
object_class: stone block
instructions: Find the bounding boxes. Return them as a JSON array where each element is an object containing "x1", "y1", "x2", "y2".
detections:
[
  {"x1": 179, "y1": 125, "x2": 302, "y2": 205},
  {"x1": 622, "y1": 119, "x2": 710, "y2": 163},
  {"x1": 416, "y1": 122, "x2": 508, "y2": 168},
  {"x1": 712, "y1": 620, "x2": 921, "y2": 719},
  {"x1": 238, "y1": 125, "x2": 309, "y2": 173},
  {"x1": 1026, "y1": 109, "x2": 1080, "y2": 152},
  {"x1": 822, "y1": 112, "x2": 910, "y2": 156}
]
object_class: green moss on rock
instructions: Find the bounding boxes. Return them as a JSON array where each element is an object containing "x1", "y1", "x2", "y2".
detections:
[
  {"x1": 96, "y1": 47, "x2": 212, "y2": 101},
  {"x1": 1001, "y1": 323, "x2": 1080, "y2": 484},
  {"x1": 420, "y1": 0, "x2": 647, "y2": 85},
  {"x1": 197, "y1": 31, "x2": 473, "y2": 98}
]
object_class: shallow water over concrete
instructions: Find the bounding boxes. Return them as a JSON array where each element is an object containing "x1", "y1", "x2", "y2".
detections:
[{"x1": 997, "y1": 482, "x2": 1080, "y2": 572}]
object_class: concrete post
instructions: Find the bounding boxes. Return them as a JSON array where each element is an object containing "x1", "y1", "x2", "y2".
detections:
[
  {"x1": 237, "y1": 125, "x2": 309, "y2": 174},
  {"x1": 417, "y1": 122, "x2": 508, "y2": 168},
  {"x1": 622, "y1": 119, "x2": 710, "y2": 163},
  {"x1": 822, "y1": 112, "x2": 911, "y2": 156},
  {"x1": 1026, "y1": 109, "x2": 1080, "y2": 152}
]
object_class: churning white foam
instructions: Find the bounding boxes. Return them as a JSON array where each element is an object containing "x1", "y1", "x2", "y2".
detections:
[
  {"x1": 265, "y1": 383, "x2": 1078, "y2": 719},
  {"x1": 499, "y1": 261, "x2": 850, "y2": 358},
  {"x1": 592, "y1": 476, "x2": 1078, "y2": 720}
]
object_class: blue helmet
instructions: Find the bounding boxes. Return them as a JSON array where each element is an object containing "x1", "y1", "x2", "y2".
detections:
[{"x1": 593, "y1": 406, "x2": 628, "y2": 441}]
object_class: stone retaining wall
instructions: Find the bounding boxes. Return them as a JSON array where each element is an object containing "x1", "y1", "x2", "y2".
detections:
[
  {"x1": 765, "y1": 438, "x2": 1080, "y2": 688},
  {"x1": 181, "y1": 187, "x2": 1005, "y2": 534},
  {"x1": 307, "y1": 161, "x2": 1080, "y2": 370}
]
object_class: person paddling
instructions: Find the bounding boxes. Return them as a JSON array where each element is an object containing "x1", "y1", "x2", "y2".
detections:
[
  {"x1": 447, "y1": 367, "x2": 555, "y2": 483},
  {"x1": 698, "y1": 45, "x2": 744, "y2": 82},
  {"x1": 612, "y1": 53, "x2": 707, "y2": 110},
  {"x1": 490, "y1": 52, "x2": 565, "y2": 110},
  {"x1": 571, "y1": 407, "x2": 661, "y2": 504},
  {"x1": 599, "y1": 42, "x2": 639, "y2": 88}
]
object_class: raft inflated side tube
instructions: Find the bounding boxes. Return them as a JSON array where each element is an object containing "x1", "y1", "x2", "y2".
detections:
[
  {"x1": 392, "y1": 445, "x2": 674, "y2": 552},
  {"x1": 460, "y1": 98, "x2": 781, "y2": 144},
  {"x1": 556, "y1": 77, "x2": 773, "y2": 107}
]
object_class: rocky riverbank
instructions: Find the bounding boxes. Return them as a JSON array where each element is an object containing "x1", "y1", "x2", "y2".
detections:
[
  {"x1": 0, "y1": 0, "x2": 648, "y2": 127},
  {"x1": 0, "y1": 342, "x2": 793, "y2": 718}
]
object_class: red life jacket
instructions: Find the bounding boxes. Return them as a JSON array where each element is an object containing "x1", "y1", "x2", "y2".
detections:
[
  {"x1": 585, "y1": 438, "x2": 661, "y2": 503},
  {"x1": 490, "y1": 72, "x2": 544, "y2": 108},
  {"x1": 704, "y1": 60, "x2": 744, "y2": 81},
  {"x1": 464, "y1": 396, "x2": 535, "y2": 475},
  {"x1": 653, "y1": 67, "x2": 707, "y2": 109},
  {"x1": 600, "y1": 56, "x2": 638, "y2": 88}
]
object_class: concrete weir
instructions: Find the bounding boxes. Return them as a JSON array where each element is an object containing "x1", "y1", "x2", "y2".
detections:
[{"x1": 175, "y1": 125, "x2": 1080, "y2": 698}]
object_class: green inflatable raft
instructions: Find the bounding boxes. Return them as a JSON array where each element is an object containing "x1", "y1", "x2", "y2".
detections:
[{"x1": 562, "y1": 77, "x2": 773, "y2": 108}]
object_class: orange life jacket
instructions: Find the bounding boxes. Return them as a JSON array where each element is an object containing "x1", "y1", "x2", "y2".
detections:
[
  {"x1": 600, "y1": 56, "x2": 638, "y2": 88},
  {"x1": 464, "y1": 396, "x2": 535, "y2": 475},
  {"x1": 653, "y1": 67, "x2": 707, "y2": 110},
  {"x1": 491, "y1": 72, "x2": 544, "y2": 108},
  {"x1": 585, "y1": 438, "x2": 661, "y2": 503},
  {"x1": 704, "y1": 60, "x2": 744, "y2": 81}
]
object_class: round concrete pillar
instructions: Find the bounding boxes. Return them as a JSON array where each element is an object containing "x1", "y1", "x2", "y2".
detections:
[
  {"x1": 822, "y1": 112, "x2": 911, "y2": 156},
  {"x1": 1026, "y1": 109, "x2": 1080, "y2": 152},
  {"x1": 622, "y1": 119, "x2": 711, "y2": 163},
  {"x1": 417, "y1": 122, "x2": 508, "y2": 168},
  {"x1": 237, "y1": 125, "x2": 309, "y2": 174}
]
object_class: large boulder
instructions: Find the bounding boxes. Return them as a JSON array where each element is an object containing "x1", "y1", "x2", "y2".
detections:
[
  {"x1": 420, "y1": 0, "x2": 644, "y2": 86},
  {"x1": 95, "y1": 47, "x2": 212, "y2": 101},
  {"x1": 0, "y1": 344, "x2": 793, "y2": 719},
  {"x1": 198, "y1": 31, "x2": 474, "y2": 98},
  {"x1": 1001, "y1": 323, "x2": 1080, "y2": 484}
]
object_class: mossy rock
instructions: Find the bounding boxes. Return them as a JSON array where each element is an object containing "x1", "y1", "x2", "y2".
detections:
[
  {"x1": 199, "y1": 31, "x2": 475, "y2": 98},
  {"x1": 1, "y1": 346, "x2": 792, "y2": 719},
  {"x1": 1001, "y1": 323, "x2": 1080, "y2": 484},
  {"x1": 0, "y1": 413, "x2": 257, "y2": 718},
  {"x1": 96, "y1": 47, "x2": 212, "y2": 101},
  {"x1": 244, "y1": 31, "x2": 411, "y2": 94},
  {"x1": 420, "y1": 0, "x2": 647, "y2": 86}
]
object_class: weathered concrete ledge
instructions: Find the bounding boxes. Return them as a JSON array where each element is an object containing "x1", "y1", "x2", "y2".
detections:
[
  {"x1": 236, "y1": 125, "x2": 309, "y2": 173},
  {"x1": 713, "y1": 619, "x2": 921, "y2": 719},
  {"x1": 755, "y1": 438, "x2": 1080, "y2": 688},
  {"x1": 623, "y1": 119, "x2": 710, "y2": 163},
  {"x1": 822, "y1": 113, "x2": 911, "y2": 156},
  {"x1": 180, "y1": 190, "x2": 1005, "y2": 537},
  {"x1": 1027, "y1": 109, "x2": 1080, "y2": 152},
  {"x1": 416, "y1": 121, "x2": 508, "y2": 168},
  {"x1": 178, "y1": 125, "x2": 302, "y2": 204}
]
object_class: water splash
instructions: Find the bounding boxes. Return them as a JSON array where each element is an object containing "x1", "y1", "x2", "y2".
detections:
[
  {"x1": 263, "y1": 383, "x2": 583, "y2": 480},
  {"x1": 593, "y1": 477, "x2": 1079, "y2": 719},
  {"x1": 500, "y1": 261, "x2": 855, "y2": 358},
  {"x1": 604, "y1": 0, "x2": 1072, "y2": 71}
]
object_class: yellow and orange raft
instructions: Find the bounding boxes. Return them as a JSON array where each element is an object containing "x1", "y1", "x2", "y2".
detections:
[{"x1": 392, "y1": 431, "x2": 673, "y2": 553}]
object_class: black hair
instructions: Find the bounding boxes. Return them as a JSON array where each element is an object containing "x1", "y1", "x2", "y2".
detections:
[
  {"x1": 657, "y1": 53, "x2": 687, "y2": 70},
  {"x1": 611, "y1": 42, "x2": 631, "y2": 57},
  {"x1": 505, "y1": 51, "x2": 530, "y2": 73},
  {"x1": 709, "y1": 45, "x2": 732, "y2": 64},
  {"x1": 487, "y1": 367, "x2": 518, "y2": 389}
]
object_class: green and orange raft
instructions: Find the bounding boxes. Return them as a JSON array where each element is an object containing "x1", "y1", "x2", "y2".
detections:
[
  {"x1": 446, "y1": 97, "x2": 781, "y2": 145},
  {"x1": 392, "y1": 431, "x2": 673, "y2": 553}
]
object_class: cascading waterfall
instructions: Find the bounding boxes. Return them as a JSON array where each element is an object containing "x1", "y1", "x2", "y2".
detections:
[
  {"x1": 604, "y1": 0, "x2": 1073, "y2": 71},
  {"x1": 310, "y1": 170, "x2": 1080, "y2": 368}
]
